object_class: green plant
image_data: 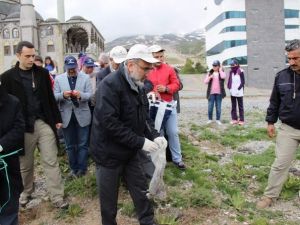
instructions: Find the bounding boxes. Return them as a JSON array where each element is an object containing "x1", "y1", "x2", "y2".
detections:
[
  {"x1": 68, "y1": 204, "x2": 84, "y2": 218},
  {"x1": 156, "y1": 214, "x2": 178, "y2": 225},
  {"x1": 229, "y1": 192, "x2": 245, "y2": 211},
  {"x1": 119, "y1": 202, "x2": 135, "y2": 217},
  {"x1": 251, "y1": 217, "x2": 269, "y2": 225}
]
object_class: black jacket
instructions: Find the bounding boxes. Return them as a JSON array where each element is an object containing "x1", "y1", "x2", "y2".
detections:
[
  {"x1": 0, "y1": 86, "x2": 25, "y2": 210},
  {"x1": 90, "y1": 64, "x2": 159, "y2": 168},
  {"x1": 96, "y1": 66, "x2": 111, "y2": 85},
  {"x1": 0, "y1": 62, "x2": 62, "y2": 146},
  {"x1": 206, "y1": 70, "x2": 226, "y2": 99},
  {"x1": 266, "y1": 67, "x2": 300, "y2": 129}
]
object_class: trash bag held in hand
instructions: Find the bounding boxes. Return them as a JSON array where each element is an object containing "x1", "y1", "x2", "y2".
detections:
[{"x1": 148, "y1": 92, "x2": 177, "y2": 132}]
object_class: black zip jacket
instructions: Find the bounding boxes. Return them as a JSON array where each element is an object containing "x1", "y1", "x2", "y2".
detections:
[
  {"x1": 266, "y1": 67, "x2": 300, "y2": 129},
  {"x1": 89, "y1": 64, "x2": 159, "y2": 168}
]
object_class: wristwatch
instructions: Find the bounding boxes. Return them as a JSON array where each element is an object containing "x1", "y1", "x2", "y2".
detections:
[
  {"x1": 165, "y1": 86, "x2": 169, "y2": 93},
  {"x1": 0, "y1": 145, "x2": 3, "y2": 152}
]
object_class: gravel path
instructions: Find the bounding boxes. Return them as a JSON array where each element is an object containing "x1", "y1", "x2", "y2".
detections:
[{"x1": 178, "y1": 74, "x2": 271, "y2": 127}]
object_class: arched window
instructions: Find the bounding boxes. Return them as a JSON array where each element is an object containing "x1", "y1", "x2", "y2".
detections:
[
  {"x1": 12, "y1": 28, "x2": 19, "y2": 38},
  {"x1": 3, "y1": 28, "x2": 10, "y2": 39}
]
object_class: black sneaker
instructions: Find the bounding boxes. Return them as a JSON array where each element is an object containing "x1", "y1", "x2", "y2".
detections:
[{"x1": 173, "y1": 161, "x2": 186, "y2": 170}]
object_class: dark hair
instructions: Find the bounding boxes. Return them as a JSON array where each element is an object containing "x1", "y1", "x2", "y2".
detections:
[
  {"x1": 45, "y1": 56, "x2": 55, "y2": 67},
  {"x1": 16, "y1": 41, "x2": 34, "y2": 54},
  {"x1": 285, "y1": 39, "x2": 300, "y2": 52},
  {"x1": 34, "y1": 55, "x2": 43, "y2": 63}
]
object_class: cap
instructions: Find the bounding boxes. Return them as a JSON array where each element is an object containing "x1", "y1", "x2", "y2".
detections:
[
  {"x1": 230, "y1": 59, "x2": 238, "y2": 66},
  {"x1": 148, "y1": 44, "x2": 165, "y2": 53},
  {"x1": 78, "y1": 51, "x2": 86, "y2": 59},
  {"x1": 109, "y1": 46, "x2": 127, "y2": 64},
  {"x1": 84, "y1": 57, "x2": 96, "y2": 67},
  {"x1": 212, "y1": 60, "x2": 220, "y2": 66},
  {"x1": 126, "y1": 44, "x2": 159, "y2": 63},
  {"x1": 64, "y1": 56, "x2": 78, "y2": 69}
]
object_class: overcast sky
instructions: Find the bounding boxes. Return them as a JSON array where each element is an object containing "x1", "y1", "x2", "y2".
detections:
[{"x1": 32, "y1": 0, "x2": 206, "y2": 42}]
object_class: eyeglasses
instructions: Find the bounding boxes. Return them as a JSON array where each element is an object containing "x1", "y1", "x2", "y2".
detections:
[{"x1": 135, "y1": 62, "x2": 153, "y2": 73}]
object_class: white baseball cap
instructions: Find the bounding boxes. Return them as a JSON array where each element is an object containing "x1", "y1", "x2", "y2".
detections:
[
  {"x1": 126, "y1": 44, "x2": 159, "y2": 63},
  {"x1": 148, "y1": 44, "x2": 165, "y2": 53},
  {"x1": 109, "y1": 46, "x2": 127, "y2": 64}
]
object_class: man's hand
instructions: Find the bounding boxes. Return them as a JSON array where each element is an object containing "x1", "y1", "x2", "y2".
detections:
[
  {"x1": 142, "y1": 138, "x2": 159, "y2": 152},
  {"x1": 267, "y1": 124, "x2": 276, "y2": 138},
  {"x1": 56, "y1": 123, "x2": 63, "y2": 129},
  {"x1": 63, "y1": 90, "x2": 72, "y2": 98},
  {"x1": 154, "y1": 137, "x2": 168, "y2": 149},
  {"x1": 156, "y1": 85, "x2": 167, "y2": 93},
  {"x1": 72, "y1": 90, "x2": 81, "y2": 99}
]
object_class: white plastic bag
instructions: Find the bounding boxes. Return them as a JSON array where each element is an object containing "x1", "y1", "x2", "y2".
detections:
[{"x1": 148, "y1": 140, "x2": 167, "y2": 200}]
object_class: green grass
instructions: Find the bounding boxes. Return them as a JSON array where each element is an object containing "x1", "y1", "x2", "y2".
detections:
[
  {"x1": 43, "y1": 109, "x2": 298, "y2": 224},
  {"x1": 65, "y1": 173, "x2": 98, "y2": 198}
]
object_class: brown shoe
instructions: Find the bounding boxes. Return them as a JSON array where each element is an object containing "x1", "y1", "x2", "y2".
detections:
[{"x1": 256, "y1": 197, "x2": 273, "y2": 209}]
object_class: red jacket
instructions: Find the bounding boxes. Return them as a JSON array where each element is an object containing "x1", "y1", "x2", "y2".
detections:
[{"x1": 147, "y1": 63, "x2": 180, "y2": 102}]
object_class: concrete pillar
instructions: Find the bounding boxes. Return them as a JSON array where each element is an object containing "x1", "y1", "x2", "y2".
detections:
[
  {"x1": 246, "y1": 0, "x2": 285, "y2": 88},
  {"x1": 20, "y1": 0, "x2": 39, "y2": 50},
  {"x1": 57, "y1": 0, "x2": 65, "y2": 22}
]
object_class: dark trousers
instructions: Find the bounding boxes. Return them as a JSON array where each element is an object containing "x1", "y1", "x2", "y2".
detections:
[
  {"x1": 0, "y1": 191, "x2": 19, "y2": 225},
  {"x1": 97, "y1": 154, "x2": 154, "y2": 225},
  {"x1": 231, "y1": 96, "x2": 244, "y2": 121}
]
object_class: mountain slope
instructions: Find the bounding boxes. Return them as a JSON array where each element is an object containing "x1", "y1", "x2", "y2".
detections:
[{"x1": 105, "y1": 29, "x2": 206, "y2": 66}]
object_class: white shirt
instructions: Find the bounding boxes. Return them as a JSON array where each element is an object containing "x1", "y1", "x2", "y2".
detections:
[{"x1": 230, "y1": 73, "x2": 244, "y2": 97}]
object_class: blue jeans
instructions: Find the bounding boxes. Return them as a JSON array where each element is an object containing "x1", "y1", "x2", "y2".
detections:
[
  {"x1": 208, "y1": 94, "x2": 222, "y2": 120},
  {"x1": 62, "y1": 113, "x2": 89, "y2": 174},
  {"x1": 162, "y1": 108, "x2": 182, "y2": 163}
]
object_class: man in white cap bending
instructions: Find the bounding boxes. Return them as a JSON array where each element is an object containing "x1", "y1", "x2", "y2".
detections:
[{"x1": 90, "y1": 44, "x2": 166, "y2": 225}]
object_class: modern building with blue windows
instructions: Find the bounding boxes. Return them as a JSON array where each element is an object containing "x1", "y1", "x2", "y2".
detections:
[{"x1": 204, "y1": 0, "x2": 300, "y2": 88}]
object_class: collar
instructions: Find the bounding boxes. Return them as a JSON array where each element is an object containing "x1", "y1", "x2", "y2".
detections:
[{"x1": 123, "y1": 64, "x2": 139, "y2": 93}]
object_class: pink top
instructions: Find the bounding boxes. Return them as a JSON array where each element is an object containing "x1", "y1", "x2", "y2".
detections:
[{"x1": 204, "y1": 70, "x2": 226, "y2": 94}]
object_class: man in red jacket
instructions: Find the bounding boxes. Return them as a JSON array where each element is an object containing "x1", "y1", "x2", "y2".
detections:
[{"x1": 147, "y1": 45, "x2": 185, "y2": 169}]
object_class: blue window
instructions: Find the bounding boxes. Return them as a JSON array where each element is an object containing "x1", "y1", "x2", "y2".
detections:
[
  {"x1": 220, "y1": 26, "x2": 246, "y2": 33},
  {"x1": 284, "y1": 9, "x2": 299, "y2": 18},
  {"x1": 206, "y1": 11, "x2": 245, "y2": 31},
  {"x1": 223, "y1": 56, "x2": 247, "y2": 66},
  {"x1": 285, "y1": 25, "x2": 300, "y2": 29},
  {"x1": 207, "y1": 40, "x2": 247, "y2": 56}
]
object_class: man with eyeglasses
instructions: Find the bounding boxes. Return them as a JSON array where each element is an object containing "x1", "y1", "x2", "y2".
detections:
[
  {"x1": 257, "y1": 39, "x2": 300, "y2": 209},
  {"x1": 90, "y1": 44, "x2": 165, "y2": 225},
  {"x1": 147, "y1": 45, "x2": 185, "y2": 170}
]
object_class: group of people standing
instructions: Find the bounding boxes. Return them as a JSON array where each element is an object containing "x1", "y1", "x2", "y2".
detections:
[
  {"x1": 1, "y1": 38, "x2": 300, "y2": 225},
  {"x1": 204, "y1": 59, "x2": 245, "y2": 125},
  {"x1": 0, "y1": 40, "x2": 184, "y2": 225}
]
